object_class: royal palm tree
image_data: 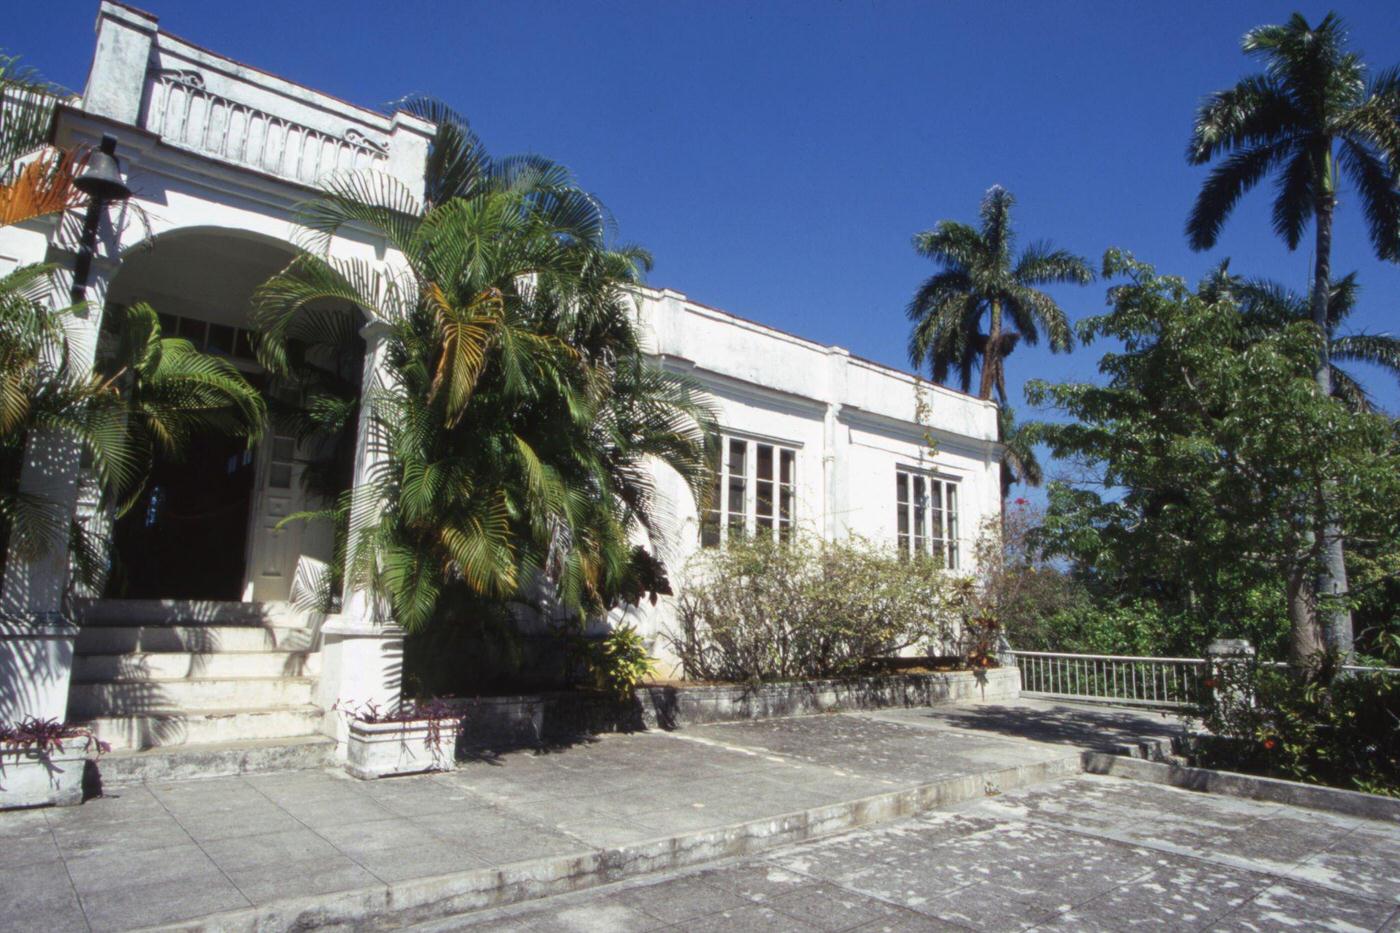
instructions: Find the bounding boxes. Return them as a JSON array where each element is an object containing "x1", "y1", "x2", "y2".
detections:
[
  {"x1": 907, "y1": 185, "x2": 1092, "y2": 404},
  {"x1": 255, "y1": 105, "x2": 713, "y2": 632},
  {"x1": 1186, "y1": 12, "x2": 1400, "y2": 657}
]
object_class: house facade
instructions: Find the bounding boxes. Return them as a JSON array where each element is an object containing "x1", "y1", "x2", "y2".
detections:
[{"x1": 0, "y1": 2, "x2": 1000, "y2": 759}]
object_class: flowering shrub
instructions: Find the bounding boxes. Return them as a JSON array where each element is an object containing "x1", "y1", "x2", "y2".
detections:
[{"x1": 672, "y1": 535, "x2": 960, "y2": 682}]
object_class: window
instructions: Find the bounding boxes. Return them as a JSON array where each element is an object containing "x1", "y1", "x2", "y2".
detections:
[
  {"x1": 701, "y1": 433, "x2": 796, "y2": 547},
  {"x1": 895, "y1": 468, "x2": 959, "y2": 568}
]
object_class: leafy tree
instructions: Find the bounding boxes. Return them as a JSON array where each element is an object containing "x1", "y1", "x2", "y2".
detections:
[
  {"x1": 1186, "y1": 12, "x2": 1400, "y2": 654},
  {"x1": 906, "y1": 185, "x2": 1092, "y2": 404},
  {"x1": 255, "y1": 105, "x2": 714, "y2": 633},
  {"x1": 1223, "y1": 272, "x2": 1399, "y2": 414},
  {"x1": 1027, "y1": 252, "x2": 1400, "y2": 666}
]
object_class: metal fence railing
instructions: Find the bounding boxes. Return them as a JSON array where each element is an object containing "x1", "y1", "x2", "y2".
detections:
[
  {"x1": 1013, "y1": 650, "x2": 1400, "y2": 710},
  {"x1": 1012, "y1": 650, "x2": 1207, "y2": 709}
]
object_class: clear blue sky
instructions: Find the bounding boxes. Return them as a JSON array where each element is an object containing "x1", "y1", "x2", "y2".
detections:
[{"x1": 11, "y1": 1, "x2": 1400, "y2": 491}]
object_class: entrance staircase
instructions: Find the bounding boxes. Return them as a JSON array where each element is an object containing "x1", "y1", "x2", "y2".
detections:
[{"x1": 69, "y1": 600, "x2": 335, "y2": 781}]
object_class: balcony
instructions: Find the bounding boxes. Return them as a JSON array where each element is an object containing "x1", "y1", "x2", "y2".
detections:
[{"x1": 80, "y1": 2, "x2": 431, "y2": 194}]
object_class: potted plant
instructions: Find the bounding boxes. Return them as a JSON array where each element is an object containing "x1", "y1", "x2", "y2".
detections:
[
  {"x1": 1, "y1": 718, "x2": 108, "y2": 809},
  {"x1": 340, "y1": 699, "x2": 464, "y2": 779}
]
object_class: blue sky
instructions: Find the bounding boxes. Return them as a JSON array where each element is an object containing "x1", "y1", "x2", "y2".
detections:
[{"x1": 12, "y1": 1, "x2": 1400, "y2": 492}]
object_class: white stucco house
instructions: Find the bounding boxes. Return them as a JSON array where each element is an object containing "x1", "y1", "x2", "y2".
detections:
[{"x1": 0, "y1": 2, "x2": 1001, "y2": 764}]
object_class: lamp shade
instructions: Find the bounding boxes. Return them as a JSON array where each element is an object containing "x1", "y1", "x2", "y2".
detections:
[{"x1": 74, "y1": 134, "x2": 131, "y2": 202}]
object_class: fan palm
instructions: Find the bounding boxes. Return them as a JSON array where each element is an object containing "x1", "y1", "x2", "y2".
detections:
[
  {"x1": 907, "y1": 185, "x2": 1092, "y2": 404},
  {"x1": 255, "y1": 107, "x2": 713, "y2": 632},
  {"x1": 1186, "y1": 12, "x2": 1400, "y2": 655}
]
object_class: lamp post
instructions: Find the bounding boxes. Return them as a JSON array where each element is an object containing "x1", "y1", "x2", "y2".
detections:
[{"x1": 69, "y1": 133, "x2": 131, "y2": 303}]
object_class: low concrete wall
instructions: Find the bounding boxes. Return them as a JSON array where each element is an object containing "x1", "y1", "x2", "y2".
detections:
[
  {"x1": 1082, "y1": 752, "x2": 1400, "y2": 823},
  {"x1": 449, "y1": 666, "x2": 1020, "y2": 753}
]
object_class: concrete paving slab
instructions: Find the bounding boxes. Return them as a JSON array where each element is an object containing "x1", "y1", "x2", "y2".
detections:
[
  {"x1": 424, "y1": 773, "x2": 1400, "y2": 933},
  {"x1": 8, "y1": 701, "x2": 1394, "y2": 930}
]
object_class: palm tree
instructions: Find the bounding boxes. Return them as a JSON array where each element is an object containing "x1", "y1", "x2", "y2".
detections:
[
  {"x1": 907, "y1": 185, "x2": 1092, "y2": 404},
  {"x1": 998, "y1": 406, "x2": 1043, "y2": 503},
  {"x1": 1186, "y1": 12, "x2": 1400, "y2": 657},
  {"x1": 1228, "y1": 273, "x2": 1400, "y2": 413},
  {"x1": 1, "y1": 55, "x2": 264, "y2": 590},
  {"x1": 255, "y1": 104, "x2": 714, "y2": 632}
]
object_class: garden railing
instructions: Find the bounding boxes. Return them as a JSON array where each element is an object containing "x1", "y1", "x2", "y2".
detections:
[
  {"x1": 1011, "y1": 650, "x2": 1207, "y2": 709},
  {"x1": 1012, "y1": 649, "x2": 1400, "y2": 710}
]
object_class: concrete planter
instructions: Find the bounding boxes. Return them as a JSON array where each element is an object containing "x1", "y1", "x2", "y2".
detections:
[
  {"x1": 0, "y1": 747, "x2": 87, "y2": 809},
  {"x1": 345, "y1": 718, "x2": 460, "y2": 779}
]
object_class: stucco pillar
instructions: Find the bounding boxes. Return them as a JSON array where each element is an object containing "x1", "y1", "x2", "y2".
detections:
[
  {"x1": 0, "y1": 247, "x2": 116, "y2": 723},
  {"x1": 316, "y1": 320, "x2": 404, "y2": 752},
  {"x1": 84, "y1": 2, "x2": 158, "y2": 126}
]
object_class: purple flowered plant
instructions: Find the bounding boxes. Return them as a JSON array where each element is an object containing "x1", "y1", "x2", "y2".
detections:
[
  {"x1": 333, "y1": 697, "x2": 464, "y2": 758},
  {"x1": 0, "y1": 718, "x2": 110, "y2": 759}
]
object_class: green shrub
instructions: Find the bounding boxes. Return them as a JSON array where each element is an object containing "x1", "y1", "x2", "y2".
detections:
[
  {"x1": 1194, "y1": 660, "x2": 1400, "y2": 797},
  {"x1": 579, "y1": 624, "x2": 656, "y2": 699},
  {"x1": 672, "y1": 535, "x2": 960, "y2": 682}
]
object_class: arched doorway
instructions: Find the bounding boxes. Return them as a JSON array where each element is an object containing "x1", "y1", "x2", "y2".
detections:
[{"x1": 97, "y1": 228, "x2": 362, "y2": 603}]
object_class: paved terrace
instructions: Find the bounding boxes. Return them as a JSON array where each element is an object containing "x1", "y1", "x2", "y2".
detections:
[{"x1": 2, "y1": 700, "x2": 1395, "y2": 931}]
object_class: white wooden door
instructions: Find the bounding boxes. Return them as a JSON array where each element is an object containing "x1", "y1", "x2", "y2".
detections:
[{"x1": 242, "y1": 430, "x2": 305, "y2": 602}]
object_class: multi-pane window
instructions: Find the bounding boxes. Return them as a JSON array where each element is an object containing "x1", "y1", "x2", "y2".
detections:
[
  {"x1": 896, "y1": 469, "x2": 959, "y2": 568},
  {"x1": 701, "y1": 433, "x2": 796, "y2": 547}
]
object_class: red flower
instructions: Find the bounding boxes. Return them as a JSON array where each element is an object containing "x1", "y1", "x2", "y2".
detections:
[
  {"x1": 1014, "y1": 497, "x2": 1028, "y2": 506},
  {"x1": 1263, "y1": 738, "x2": 1276, "y2": 750}
]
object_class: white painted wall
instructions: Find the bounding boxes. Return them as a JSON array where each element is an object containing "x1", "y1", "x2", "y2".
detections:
[{"x1": 623, "y1": 288, "x2": 1002, "y2": 672}]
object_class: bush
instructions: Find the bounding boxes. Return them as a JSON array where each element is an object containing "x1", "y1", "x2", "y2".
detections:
[
  {"x1": 671, "y1": 535, "x2": 960, "y2": 682},
  {"x1": 1194, "y1": 660, "x2": 1400, "y2": 798},
  {"x1": 578, "y1": 624, "x2": 656, "y2": 698}
]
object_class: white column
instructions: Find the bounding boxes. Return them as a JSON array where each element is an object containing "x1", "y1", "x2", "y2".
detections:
[
  {"x1": 0, "y1": 252, "x2": 115, "y2": 722},
  {"x1": 316, "y1": 320, "x2": 405, "y2": 752}
]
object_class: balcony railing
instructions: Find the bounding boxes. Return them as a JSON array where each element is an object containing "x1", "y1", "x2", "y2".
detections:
[{"x1": 146, "y1": 69, "x2": 389, "y2": 186}]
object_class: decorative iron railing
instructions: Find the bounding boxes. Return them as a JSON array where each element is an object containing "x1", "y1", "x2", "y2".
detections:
[
  {"x1": 1012, "y1": 651, "x2": 1207, "y2": 709},
  {"x1": 146, "y1": 69, "x2": 388, "y2": 185}
]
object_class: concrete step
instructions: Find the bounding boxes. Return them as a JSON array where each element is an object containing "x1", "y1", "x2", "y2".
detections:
[
  {"x1": 76, "y1": 624, "x2": 317, "y2": 654},
  {"x1": 95, "y1": 734, "x2": 336, "y2": 786},
  {"x1": 75, "y1": 598, "x2": 313, "y2": 628},
  {"x1": 81, "y1": 705, "x2": 326, "y2": 751},
  {"x1": 73, "y1": 650, "x2": 317, "y2": 682},
  {"x1": 69, "y1": 677, "x2": 317, "y2": 718}
]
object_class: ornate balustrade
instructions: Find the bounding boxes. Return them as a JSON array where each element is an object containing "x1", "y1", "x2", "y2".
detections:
[{"x1": 145, "y1": 69, "x2": 390, "y2": 186}]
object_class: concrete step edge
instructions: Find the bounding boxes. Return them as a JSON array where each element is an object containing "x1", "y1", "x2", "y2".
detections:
[
  {"x1": 96, "y1": 734, "x2": 336, "y2": 786},
  {"x1": 150, "y1": 752, "x2": 1084, "y2": 932}
]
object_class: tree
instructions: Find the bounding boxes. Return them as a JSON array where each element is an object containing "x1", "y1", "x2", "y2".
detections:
[
  {"x1": 255, "y1": 106, "x2": 714, "y2": 633},
  {"x1": 906, "y1": 185, "x2": 1092, "y2": 404},
  {"x1": 997, "y1": 406, "x2": 1042, "y2": 503},
  {"x1": 1027, "y1": 252, "x2": 1400, "y2": 666},
  {"x1": 1205, "y1": 269, "x2": 1400, "y2": 413},
  {"x1": 1186, "y1": 12, "x2": 1400, "y2": 654}
]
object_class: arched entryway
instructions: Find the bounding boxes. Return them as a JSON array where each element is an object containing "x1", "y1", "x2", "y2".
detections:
[{"x1": 97, "y1": 227, "x2": 362, "y2": 603}]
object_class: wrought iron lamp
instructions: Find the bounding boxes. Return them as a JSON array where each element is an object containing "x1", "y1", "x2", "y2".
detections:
[{"x1": 70, "y1": 134, "x2": 132, "y2": 302}]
